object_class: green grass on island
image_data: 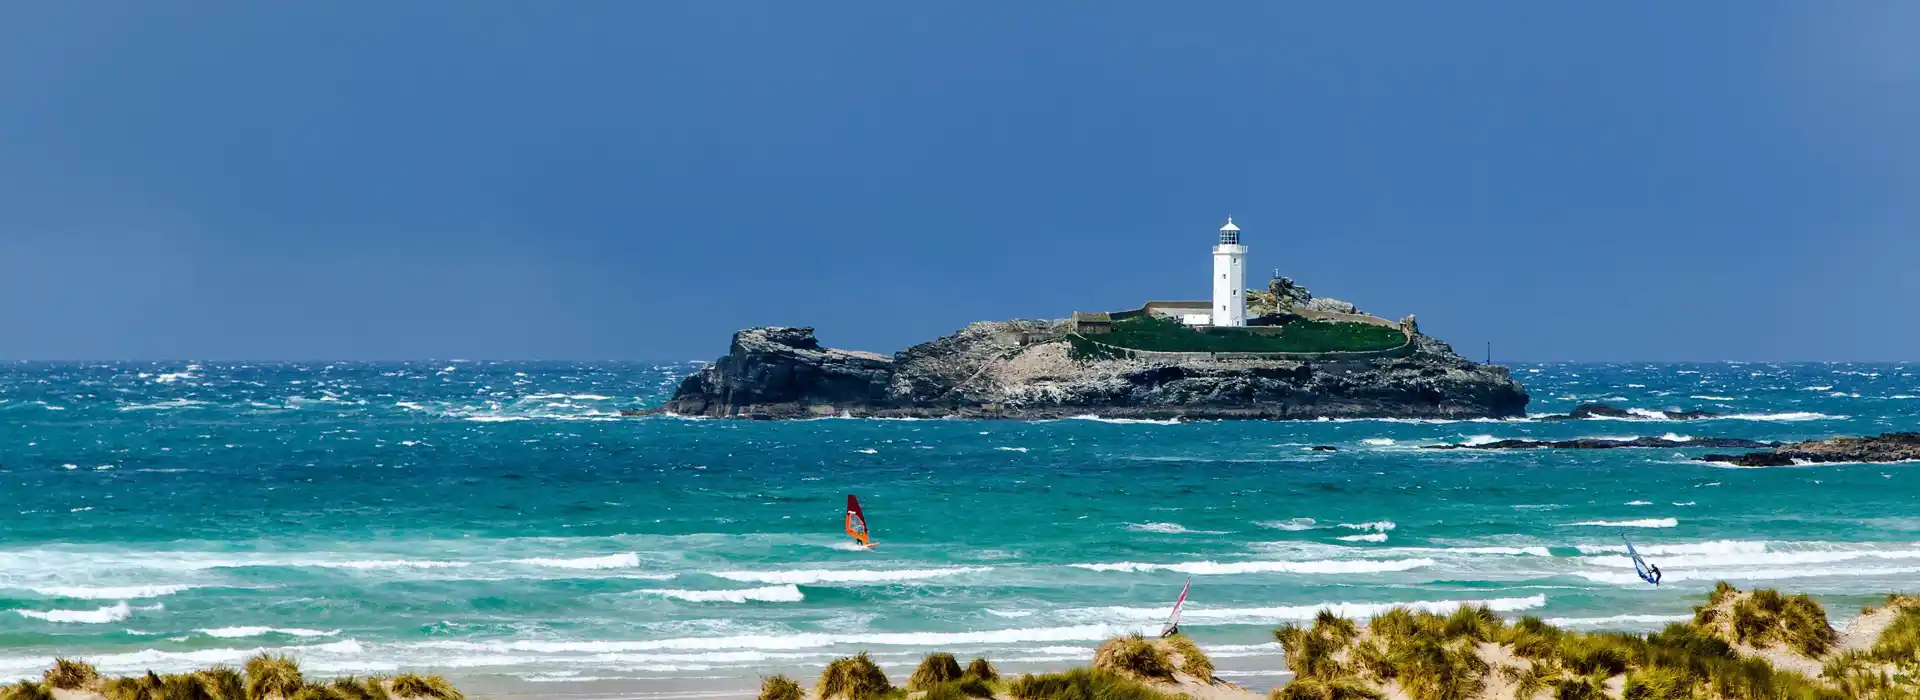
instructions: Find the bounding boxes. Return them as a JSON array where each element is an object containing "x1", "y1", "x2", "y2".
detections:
[{"x1": 1084, "y1": 315, "x2": 1407, "y2": 355}]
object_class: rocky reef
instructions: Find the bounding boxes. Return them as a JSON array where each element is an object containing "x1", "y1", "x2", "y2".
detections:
[
  {"x1": 655, "y1": 317, "x2": 1529, "y2": 420},
  {"x1": 1699, "y1": 432, "x2": 1920, "y2": 467}
]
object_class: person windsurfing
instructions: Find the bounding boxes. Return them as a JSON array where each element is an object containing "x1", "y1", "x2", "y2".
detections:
[
  {"x1": 1160, "y1": 578, "x2": 1191, "y2": 637},
  {"x1": 1625, "y1": 536, "x2": 1661, "y2": 586},
  {"x1": 845, "y1": 494, "x2": 873, "y2": 548}
]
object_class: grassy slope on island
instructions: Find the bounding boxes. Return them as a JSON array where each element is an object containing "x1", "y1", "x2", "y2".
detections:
[{"x1": 1088, "y1": 316, "x2": 1406, "y2": 354}]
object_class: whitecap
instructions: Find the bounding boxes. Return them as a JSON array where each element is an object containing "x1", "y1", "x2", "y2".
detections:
[
  {"x1": 1069, "y1": 558, "x2": 1433, "y2": 575},
  {"x1": 1567, "y1": 518, "x2": 1677, "y2": 528},
  {"x1": 1337, "y1": 533, "x2": 1388, "y2": 543},
  {"x1": 995, "y1": 447, "x2": 1029, "y2": 453},
  {"x1": 200, "y1": 627, "x2": 341, "y2": 638},
  {"x1": 27, "y1": 584, "x2": 196, "y2": 600},
  {"x1": 510, "y1": 553, "x2": 639, "y2": 570},
  {"x1": 712, "y1": 567, "x2": 989, "y2": 585},
  {"x1": 1059, "y1": 594, "x2": 1547, "y2": 626},
  {"x1": 1625, "y1": 500, "x2": 1652, "y2": 506},
  {"x1": 642, "y1": 585, "x2": 804, "y2": 603},
  {"x1": 1541, "y1": 614, "x2": 1693, "y2": 628},
  {"x1": 1361, "y1": 438, "x2": 1395, "y2": 446},
  {"x1": 16, "y1": 602, "x2": 134, "y2": 623},
  {"x1": 1256, "y1": 518, "x2": 1319, "y2": 531},
  {"x1": 1338, "y1": 521, "x2": 1396, "y2": 532}
]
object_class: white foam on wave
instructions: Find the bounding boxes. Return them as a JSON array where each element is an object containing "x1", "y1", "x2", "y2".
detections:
[
  {"x1": 1689, "y1": 396, "x2": 1737, "y2": 401},
  {"x1": 1257, "y1": 518, "x2": 1319, "y2": 531},
  {"x1": 1125, "y1": 522, "x2": 1225, "y2": 535},
  {"x1": 0, "y1": 639, "x2": 363, "y2": 678},
  {"x1": 1459, "y1": 435, "x2": 1499, "y2": 447},
  {"x1": 1625, "y1": 500, "x2": 1652, "y2": 506},
  {"x1": 712, "y1": 567, "x2": 990, "y2": 585},
  {"x1": 1567, "y1": 518, "x2": 1677, "y2": 528},
  {"x1": 1362, "y1": 438, "x2": 1396, "y2": 446},
  {"x1": 1579, "y1": 564, "x2": 1920, "y2": 585},
  {"x1": 415, "y1": 625, "x2": 1133, "y2": 654},
  {"x1": 643, "y1": 585, "x2": 804, "y2": 603},
  {"x1": 1338, "y1": 521, "x2": 1396, "y2": 532},
  {"x1": 200, "y1": 626, "x2": 341, "y2": 638},
  {"x1": 510, "y1": 553, "x2": 639, "y2": 570},
  {"x1": 1575, "y1": 540, "x2": 1766, "y2": 556},
  {"x1": 1069, "y1": 558, "x2": 1433, "y2": 575},
  {"x1": 1719, "y1": 412, "x2": 1844, "y2": 422},
  {"x1": 27, "y1": 584, "x2": 196, "y2": 599},
  {"x1": 1542, "y1": 614, "x2": 1693, "y2": 628},
  {"x1": 117, "y1": 399, "x2": 208, "y2": 412},
  {"x1": 1060, "y1": 594, "x2": 1547, "y2": 626},
  {"x1": 1585, "y1": 547, "x2": 1920, "y2": 569},
  {"x1": 995, "y1": 446, "x2": 1029, "y2": 453},
  {"x1": 16, "y1": 601, "x2": 134, "y2": 624},
  {"x1": 1066, "y1": 415, "x2": 1182, "y2": 425},
  {"x1": 1337, "y1": 534, "x2": 1388, "y2": 543},
  {"x1": 525, "y1": 394, "x2": 613, "y2": 401}
]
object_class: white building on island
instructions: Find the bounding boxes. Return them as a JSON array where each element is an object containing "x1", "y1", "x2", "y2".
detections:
[
  {"x1": 1211, "y1": 217, "x2": 1247, "y2": 327},
  {"x1": 1065, "y1": 217, "x2": 1255, "y2": 334}
]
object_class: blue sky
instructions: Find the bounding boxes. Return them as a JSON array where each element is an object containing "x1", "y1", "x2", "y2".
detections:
[{"x1": 2, "y1": 3, "x2": 1916, "y2": 361}]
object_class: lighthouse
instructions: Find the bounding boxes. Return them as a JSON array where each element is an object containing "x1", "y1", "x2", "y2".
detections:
[{"x1": 1212, "y1": 217, "x2": 1247, "y2": 327}]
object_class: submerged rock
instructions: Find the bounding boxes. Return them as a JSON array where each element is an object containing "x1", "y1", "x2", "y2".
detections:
[
  {"x1": 1424, "y1": 436, "x2": 1775, "y2": 451},
  {"x1": 660, "y1": 321, "x2": 1529, "y2": 420},
  {"x1": 1536, "y1": 403, "x2": 1722, "y2": 421},
  {"x1": 1698, "y1": 432, "x2": 1920, "y2": 466}
]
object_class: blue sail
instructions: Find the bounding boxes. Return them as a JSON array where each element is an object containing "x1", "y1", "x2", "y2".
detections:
[{"x1": 1625, "y1": 537, "x2": 1660, "y2": 585}]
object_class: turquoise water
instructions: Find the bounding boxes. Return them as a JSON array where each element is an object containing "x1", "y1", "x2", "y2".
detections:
[{"x1": 2, "y1": 361, "x2": 1918, "y2": 689}]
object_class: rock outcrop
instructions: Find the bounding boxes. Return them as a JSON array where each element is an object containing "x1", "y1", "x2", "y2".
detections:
[
  {"x1": 659, "y1": 320, "x2": 1529, "y2": 420},
  {"x1": 1699, "y1": 432, "x2": 1920, "y2": 467}
]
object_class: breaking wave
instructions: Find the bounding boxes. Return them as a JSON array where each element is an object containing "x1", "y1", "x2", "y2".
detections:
[
  {"x1": 643, "y1": 585, "x2": 805, "y2": 603},
  {"x1": 16, "y1": 602, "x2": 134, "y2": 624},
  {"x1": 1068, "y1": 558, "x2": 1433, "y2": 575},
  {"x1": 711, "y1": 567, "x2": 990, "y2": 585},
  {"x1": 1568, "y1": 518, "x2": 1677, "y2": 528}
]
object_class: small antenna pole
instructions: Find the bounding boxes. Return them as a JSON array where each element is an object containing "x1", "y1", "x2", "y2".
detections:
[{"x1": 1486, "y1": 341, "x2": 1491, "y2": 365}]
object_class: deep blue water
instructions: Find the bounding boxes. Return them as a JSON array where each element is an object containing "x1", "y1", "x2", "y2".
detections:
[{"x1": 1, "y1": 361, "x2": 1917, "y2": 688}]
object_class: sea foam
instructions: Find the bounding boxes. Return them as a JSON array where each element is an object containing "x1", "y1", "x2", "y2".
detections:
[
  {"x1": 712, "y1": 567, "x2": 989, "y2": 585},
  {"x1": 644, "y1": 585, "x2": 804, "y2": 603}
]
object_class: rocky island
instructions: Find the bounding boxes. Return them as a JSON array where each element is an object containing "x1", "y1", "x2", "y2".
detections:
[{"x1": 652, "y1": 275, "x2": 1529, "y2": 421}]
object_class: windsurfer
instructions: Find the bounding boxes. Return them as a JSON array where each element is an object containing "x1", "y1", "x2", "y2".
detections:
[{"x1": 1649, "y1": 564, "x2": 1662, "y2": 585}]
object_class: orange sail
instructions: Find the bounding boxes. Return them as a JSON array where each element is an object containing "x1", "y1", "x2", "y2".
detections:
[{"x1": 845, "y1": 494, "x2": 872, "y2": 547}]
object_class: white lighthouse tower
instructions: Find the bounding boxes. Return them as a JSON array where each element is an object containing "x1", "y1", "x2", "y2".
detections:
[{"x1": 1211, "y1": 217, "x2": 1247, "y2": 327}]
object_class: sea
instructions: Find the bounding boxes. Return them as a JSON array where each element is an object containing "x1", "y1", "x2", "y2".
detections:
[{"x1": 2, "y1": 361, "x2": 1917, "y2": 696}]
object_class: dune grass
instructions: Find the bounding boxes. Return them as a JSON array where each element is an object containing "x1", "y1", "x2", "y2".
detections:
[
  {"x1": 909, "y1": 652, "x2": 966, "y2": 691},
  {"x1": 1269, "y1": 677, "x2": 1384, "y2": 700},
  {"x1": 1091, "y1": 634, "x2": 1175, "y2": 680},
  {"x1": 1871, "y1": 598, "x2": 1920, "y2": 671},
  {"x1": 387, "y1": 674, "x2": 463, "y2": 700},
  {"x1": 818, "y1": 653, "x2": 892, "y2": 700},
  {"x1": 758, "y1": 675, "x2": 803, "y2": 700},
  {"x1": 1161, "y1": 633, "x2": 1215, "y2": 680},
  {"x1": 246, "y1": 654, "x2": 305, "y2": 700},
  {"x1": 44, "y1": 658, "x2": 100, "y2": 690},
  {"x1": 964, "y1": 657, "x2": 999, "y2": 682},
  {"x1": 0, "y1": 682, "x2": 54, "y2": 700},
  {"x1": 1730, "y1": 589, "x2": 1839, "y2": 657},
  {"x1": 1006, "y1": 668, "x2": 1184, "y2": 700}
]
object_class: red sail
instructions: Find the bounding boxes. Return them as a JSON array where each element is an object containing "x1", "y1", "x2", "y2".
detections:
[
  {"x1": 1161, "y1": 578, "x2": 1191, "y2": 636},
  {"x1": 845, "y1": 494, "x2": 871, "y2": 547}
]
